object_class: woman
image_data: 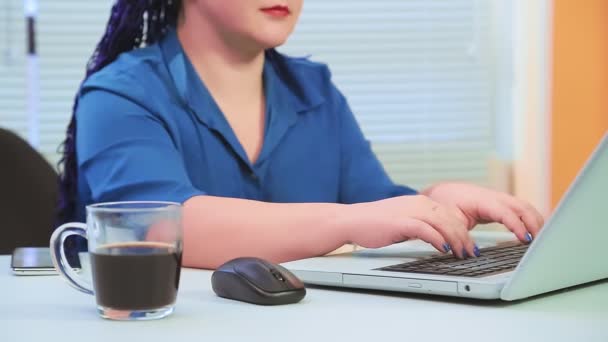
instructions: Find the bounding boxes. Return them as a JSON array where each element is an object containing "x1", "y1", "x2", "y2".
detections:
[{"x1": 58, "y1": 0, "x2": 544, "y2": 269}]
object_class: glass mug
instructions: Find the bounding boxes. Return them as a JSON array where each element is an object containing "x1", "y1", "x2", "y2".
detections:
[{"x1": 50, "y1": 201, "x2": 183, "y2": 321}]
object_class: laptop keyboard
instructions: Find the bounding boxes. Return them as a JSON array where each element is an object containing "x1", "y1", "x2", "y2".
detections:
[{"x1": 377, "y1": 242, "x2": 529, "y2": 278}]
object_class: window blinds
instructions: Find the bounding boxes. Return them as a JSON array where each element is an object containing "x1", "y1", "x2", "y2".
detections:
[
  {"x1": 0, "y1": 0, "x2": 112, "y2": 167},
  {"x1": 1, "y1": 0, "x2": 28, "y2": 140}
]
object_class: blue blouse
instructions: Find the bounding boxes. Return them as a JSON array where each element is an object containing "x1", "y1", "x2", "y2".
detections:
[{"x1": 75, "y1": 29, "x2": 415, "y2": 221}]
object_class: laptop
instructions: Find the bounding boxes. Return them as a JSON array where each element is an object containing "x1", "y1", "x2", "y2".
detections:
[{"x1": 283, "y1": 133, "x2": 608, "y2": 300}]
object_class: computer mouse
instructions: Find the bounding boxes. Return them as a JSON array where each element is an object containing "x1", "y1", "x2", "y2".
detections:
[{"x1": 211, "y1": 257, "x2": 306, "y2": 305}]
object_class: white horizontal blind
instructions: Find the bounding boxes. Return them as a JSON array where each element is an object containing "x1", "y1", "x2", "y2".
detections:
[
  {"x1": 37, "y1": 0, "x2": 113, "y2": 167},
  {"x1": 0, "y1": 0, "x2": 27, "y2": 137},
  {"x1": 0, "y1": 0, "x2": 113, "y2": 168},
  {"x1": 280, "y1": 0, "x2": 499, "y2": 190}
]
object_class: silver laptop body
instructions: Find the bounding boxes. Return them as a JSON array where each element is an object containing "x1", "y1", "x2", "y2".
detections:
[{"x1": 283, "y1": 133, "x2": 608, "y2": 300}]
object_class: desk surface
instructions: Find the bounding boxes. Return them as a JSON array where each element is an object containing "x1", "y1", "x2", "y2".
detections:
[{"x1": 1, "y1": 250, "x2": 607, "y2": 342}]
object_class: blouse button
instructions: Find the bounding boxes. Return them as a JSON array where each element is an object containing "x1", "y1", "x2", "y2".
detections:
[{"x1": 249, "y1": 172, "x2": 259, "y2": 181}]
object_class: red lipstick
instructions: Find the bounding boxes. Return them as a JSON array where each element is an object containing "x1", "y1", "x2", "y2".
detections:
[{"x1": 260, "y1": 5, "x2": 291, "y2": 18}]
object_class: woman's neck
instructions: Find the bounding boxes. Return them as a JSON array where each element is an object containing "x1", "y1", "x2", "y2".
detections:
[{"x1": 176, "y1": 12, "x2": 265, "y2": 105}]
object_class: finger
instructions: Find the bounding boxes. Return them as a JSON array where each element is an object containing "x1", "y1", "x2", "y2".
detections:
[
  {"x1": 515, "y1": 198, "x2": 545, "y2": 230},
  {"x1": 415, "y1": 200, "x2": 463, "y2": 257},
  {"x1": 447, "y1": 206, "x2": 479, "y2": 257},
  {"x1": 479, "y1": 199, "x2": 529, "y2": 242},
  {"x1": 400, "y1": 218, "x2": 450, "y2": 254},
  {"x1": 498, "y1": 195, "x2": 544, "y2": 238},
  {"x1": 435, "y1": 205, "x2": 477, "y2": 258},
  {"x1": 529, "y1": 202, "x2": 545, "y2": 234},
  {"x1": 416, "y1": 198, "x2": 471, "y2": 258},
  {"x1": 499, "y1": 198, "x2": 538, "y2": 236}
]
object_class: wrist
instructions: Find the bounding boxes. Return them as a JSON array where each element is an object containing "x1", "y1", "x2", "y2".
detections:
[
  {"x1": 331, "y1": 202, "x2": 363, "y2": 245},
  {"x1": 334, "y1": 201, "x2": 377, "y2": 245}
]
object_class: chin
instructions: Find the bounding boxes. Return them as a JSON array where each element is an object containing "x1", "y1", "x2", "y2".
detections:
[
  {"x1": 258, "y1": 37, "x2": 289, "y2": 49},
  {"x1": 252, "y1": 28, "x2": 294, "y2": 49}
]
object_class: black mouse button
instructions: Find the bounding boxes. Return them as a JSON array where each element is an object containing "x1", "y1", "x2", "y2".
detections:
[
  {"x1": 273, "y1": 264, "x2": 305, "y2": 289},
  {"x1": 233, "y1": 259, "x2": 290, "y2": 293}
]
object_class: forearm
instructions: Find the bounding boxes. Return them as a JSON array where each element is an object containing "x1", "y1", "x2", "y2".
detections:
[{"x1": 181, "y1": 195, "x2": 350, "y2": 269}]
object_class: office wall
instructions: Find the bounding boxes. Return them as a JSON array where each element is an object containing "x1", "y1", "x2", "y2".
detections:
[
  {"x1": 511, "y1": 0, "x2": 552, "y2": 216},
  {"x1": 550, "y1": 0, "x2": 608, "y2": 206}
]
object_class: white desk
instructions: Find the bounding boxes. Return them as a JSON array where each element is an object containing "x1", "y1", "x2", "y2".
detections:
[{"x1": 0, "y1": 254, "x2": 607, "y2": 342}]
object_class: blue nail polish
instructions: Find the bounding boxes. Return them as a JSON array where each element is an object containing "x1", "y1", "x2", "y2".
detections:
[
  {"x1": 462, "y1": 248, "x2": 468, "y2": 258},
  {"x1": 443, "y1": 243, "x2": 451, "y2": 252},
  {"x1": 525, "y1": 233, "x2": 533, "y2": 242},
  {"x1": 474, "y1": 245, "x2": 481, "y2": 257}
]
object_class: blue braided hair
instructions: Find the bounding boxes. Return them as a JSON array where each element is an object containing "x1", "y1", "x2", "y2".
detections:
[{"x1": 57, "y1": 0, "x2": 182, "y2": 223}]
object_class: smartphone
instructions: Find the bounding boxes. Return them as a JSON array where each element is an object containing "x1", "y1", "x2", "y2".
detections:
[{"x1": 11, "y1": 247, "x2": 81, "y2": 276}]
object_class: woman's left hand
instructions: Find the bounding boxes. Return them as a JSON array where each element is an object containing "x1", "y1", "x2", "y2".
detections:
[{"x1": 422, "y1": 182, "x2": 545, "y2": 243}]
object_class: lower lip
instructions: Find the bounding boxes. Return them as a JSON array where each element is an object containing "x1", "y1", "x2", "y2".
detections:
[{"x1": 261, "y1": 8, "x2": 290, "y2": 18}]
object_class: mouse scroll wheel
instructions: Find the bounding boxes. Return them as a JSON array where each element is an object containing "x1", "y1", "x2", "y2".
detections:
[{"x1": 270, "y1": 269, "x2": 285, "y2": 282}]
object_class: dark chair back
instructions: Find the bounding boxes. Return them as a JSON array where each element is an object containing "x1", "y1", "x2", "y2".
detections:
[{"x1": 0, "y1": 128, "x2": 58, "y2": 254}]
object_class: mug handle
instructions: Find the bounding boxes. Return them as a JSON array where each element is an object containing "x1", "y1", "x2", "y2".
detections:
[{"x1": 50, "y1": 222, "x2": 94, "y2": 295}]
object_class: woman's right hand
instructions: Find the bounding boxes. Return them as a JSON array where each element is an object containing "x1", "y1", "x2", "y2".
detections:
[{"x1": 344, "y1": 195, "x2": 477, "y2": 259}]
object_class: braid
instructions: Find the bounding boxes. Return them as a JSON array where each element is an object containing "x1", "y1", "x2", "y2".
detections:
[{"x1": 57, "y1": 0, "x2": 181, "y2": 223}]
